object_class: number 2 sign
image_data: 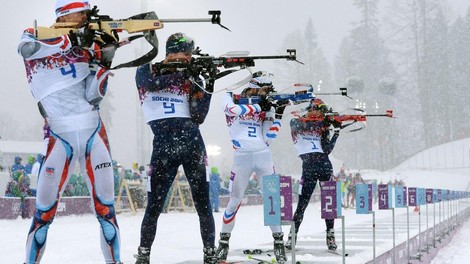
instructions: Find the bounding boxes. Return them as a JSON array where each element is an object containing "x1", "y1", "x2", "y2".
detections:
[{"x1": 321, "y1": 181, "x2": 342, "y2": 219}]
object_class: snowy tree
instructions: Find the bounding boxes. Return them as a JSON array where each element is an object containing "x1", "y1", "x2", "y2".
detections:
[
  {"x1": 277, "y1": 18, "x2": 332, "y2": 89},
  {"x1": 448, "y1": 10, "x2": 470, "y2": 140},
  {"x1": 333, "y1": 0, "x2": 398, "y2": 170},
  {"x1": 271, "y1": 18, "x2": 332, "y2": 175},
  {"x1": 383, "y1": 0, "x2": 467, "y2": 153}
]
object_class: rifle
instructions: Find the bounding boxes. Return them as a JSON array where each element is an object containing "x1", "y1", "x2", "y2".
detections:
[
  {"x1": 236, "y1": 84, "x2": 348, "y2": 105},
  {"x1": 294, "y1": 108, "x2": 394, "y2": 132},
  {"x1": 34, "y1": 6, "x2": 228, "y2": 69},
  {"x1": 152, "y1": 49, "x2": 301, "y2": 92}
]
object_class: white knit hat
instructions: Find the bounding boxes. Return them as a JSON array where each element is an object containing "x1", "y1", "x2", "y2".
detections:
[
  {"x1": 55, "y1": 0, "x2": 91, "y2": 18},
  {"x1": 248, "y1": 71, "x2": 273, "y2": 89}
]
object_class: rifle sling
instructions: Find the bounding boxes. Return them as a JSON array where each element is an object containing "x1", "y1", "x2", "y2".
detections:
[{"x1": 111, "y1": 31, "x2": 158, "y2": 70}]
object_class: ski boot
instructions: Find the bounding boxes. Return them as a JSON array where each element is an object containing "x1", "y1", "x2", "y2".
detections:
[
  {"x1": 203, "y1": 246, "x2": 218, "y2": 264},
  {"x1": 216, "y1": 232, "x2": 231, "y2": 262},
  {"x1": 134, "y1": 246, "x2": 150, "y2": 264},
  {"x1": 326, "y1": 229, "x2": 337, "y2": 251},
  {"x1": 285, "y1": 231, "x2": 297, "y2": 250},
  {"x1": 273, "y1": 232, "x2": 287, "y2": 263}
]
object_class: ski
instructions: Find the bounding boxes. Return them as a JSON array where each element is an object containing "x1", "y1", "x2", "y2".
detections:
[
  {"x1": 326, "y1": 249, "x2": 349, "y2": 257},
  {"x1": 247, "y1": 255, "x2": 278, "y2": 263},
  {"x1": 243, "y1": 247, "x2": 303, "y2": 255}
]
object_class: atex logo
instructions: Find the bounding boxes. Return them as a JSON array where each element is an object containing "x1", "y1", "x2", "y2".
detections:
[{"x1": 95, "y1": 162, "x2": 112, "y2": 170}]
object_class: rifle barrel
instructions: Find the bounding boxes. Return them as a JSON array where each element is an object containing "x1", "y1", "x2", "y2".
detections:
[
  {"x1": 246, "y1": 55, "x2": 295, "y2": 60},
  {"x1": 159, "y1": 18, "x2": 214, "y2": 23},
  {"x1": 365, "y1": 114, "x2": 392, "y2": 117}
]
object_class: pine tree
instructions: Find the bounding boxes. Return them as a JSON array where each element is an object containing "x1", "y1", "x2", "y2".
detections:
[{"x1": 333, "y1": 0, "x2": 398, "y2": 169}]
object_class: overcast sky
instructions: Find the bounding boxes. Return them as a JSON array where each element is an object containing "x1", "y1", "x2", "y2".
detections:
[{"x1": 1, "y1": 0, "x2": 469, "y2": 170}]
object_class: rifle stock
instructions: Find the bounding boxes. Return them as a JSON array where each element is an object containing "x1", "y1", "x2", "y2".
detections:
[
  {"x1": 37, "y1": 19, "x2": 164, "y2": 40},
  {"x1": 32, "y1": 9, "x2": 225, "y2": 70}
]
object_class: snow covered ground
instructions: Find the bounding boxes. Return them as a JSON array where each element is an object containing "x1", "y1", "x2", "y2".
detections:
[
  {"x1": 2, "y1": 139, "x2": 469, "y2": 263},
  {"x1": 1, "y1": 197, "x2": 470, "y2": 263}
]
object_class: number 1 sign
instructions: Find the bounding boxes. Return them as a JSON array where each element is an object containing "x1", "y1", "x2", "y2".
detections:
[
  {"x1": 321, "y1": 181, "x2": 342, "y2": 219},
  {"x1": 263, "y1": 174, "x2": 281, "y2": 226}
]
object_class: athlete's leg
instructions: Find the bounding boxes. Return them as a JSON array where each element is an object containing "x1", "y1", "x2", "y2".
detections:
[
  {"x1": 139, "y1": 124, "x2": 179, "y2": 249},
  {"x1": 24, "y1": 131, "x2": 75, "y2": 264},
  {"x1": 317, "y1": 159, "x2": 335, "y2": 232},
  {"x1": 80, "y1": 121, "x2": 121, "y2": 263},
  {"x1": 183, "y1": 153, "x2": 215, "y2": 247},
  {"x1": 221, "y1": 151, "x2": 253, "y2": 233},
  {"x1": 292, "y1": 155, "x2": 319, "y2": 233}
]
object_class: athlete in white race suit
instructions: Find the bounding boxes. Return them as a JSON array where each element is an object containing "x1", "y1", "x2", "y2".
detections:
[
  {"x1": 18, "y1": 1, "x2": 121, "y2": 263},
  {"x1": 216, "y1": 72, "x2": 288, "y2": 263}
]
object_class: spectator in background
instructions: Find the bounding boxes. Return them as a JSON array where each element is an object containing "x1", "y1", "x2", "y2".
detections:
[
  {"x1": 209, "y1": 167, "x2": 221, "y2": 212},
  {"x1": 112, "y1": 160, "x2": 121, "y2": 196},
  {"x1": 132, "y1": 162, "x2": 141, "y2": 180},
  {"x1": 348, "y1": 172, "x2": 365, "y2": 208},
  {"x1": 335, "y1": 167, "x2": 347, "y2": 207},
  {"x1": 29, "y1": 154, "x2": 43, "y2": 196},
  {"x1": 345, "y1": 173, "x2": 353, "y2": 207},
  {"x1": 18, "y1": 173, "x2": 32, "y2": 198},
  {"x1": 11, "y1": 156, "x2": 26, "y2": 174},
  {"x1": 24, "y1": 155, "x2": 36, "y2": 174},
  {"x1": 5, "y1": 177, "x2": 20, "y2": 197}
]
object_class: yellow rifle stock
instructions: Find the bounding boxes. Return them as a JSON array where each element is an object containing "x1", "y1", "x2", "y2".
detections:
[
  {"x1": 36, "y1": 19, "x2": 164, "y2": 40},
  {"x1": 31, "y1": 8, "x2": 227, "y2": 69}
]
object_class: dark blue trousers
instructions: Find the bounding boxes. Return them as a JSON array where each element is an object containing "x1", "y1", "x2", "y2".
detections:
[
  {"x1": 139, "y1": 118, "x2": 215, "y2": 248},
  {"x1": 292, "y1": 152, "x2": 335, "y2": 234}
]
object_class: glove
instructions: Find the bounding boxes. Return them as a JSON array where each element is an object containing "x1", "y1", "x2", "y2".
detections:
[
  {"x1": 333, "y1": 127, "x2": 341, "y2": 134},
  {"x1": 274, "y1": 99, "x2": 288, "y2": 119},
  {"x1": 258, "y1": 96, "x2": 272, "y2": 112},
  {"x1": 186, "y1": 62, "x2": 201, "y2": 79},
  {"x1": 69, "y1": 28, "x2": 95, "y2": 48}
]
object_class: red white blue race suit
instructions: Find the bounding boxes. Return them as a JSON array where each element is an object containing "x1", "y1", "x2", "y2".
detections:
[
  {"x1": 221, "y1": 93, "x2": 282, "y2": 234},
  {"x1": 18, "y1": 28, "x2": 121, "y2": 264}
]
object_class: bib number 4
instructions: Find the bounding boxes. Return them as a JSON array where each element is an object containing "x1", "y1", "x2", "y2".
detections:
[{"x1": 60, "y1": 64, "x2": 77, "y2": 78}]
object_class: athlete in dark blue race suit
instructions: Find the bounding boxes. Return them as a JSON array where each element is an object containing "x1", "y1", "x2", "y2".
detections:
[
  {"x1": 133, "y1": 33, "x2": 217, "y2": 264},
  {"x1": 286, "y1": 98, "x2": 340, "y2": 251}
]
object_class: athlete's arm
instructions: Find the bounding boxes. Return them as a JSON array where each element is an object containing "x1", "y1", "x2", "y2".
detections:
[{"x1": 223, "y1": 92, "x2": 261, "y2": 117}]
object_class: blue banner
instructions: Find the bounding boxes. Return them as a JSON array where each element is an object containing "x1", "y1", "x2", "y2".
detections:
[
  {"x1": 262, "y1": 174, "x2": 281, "y2": 226},
  {"x1": 356, "y1": 183, "x2": 370, "y2": 214},
  {"x1": 417, "y1": 188, "x2": 426, "y2": 205},
  {"x1": 442, "y1": 190, "x2": 448, "y2": 201},
  {"x1": 395, "y1": 185, "x2": 405, "y2": 208}
]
